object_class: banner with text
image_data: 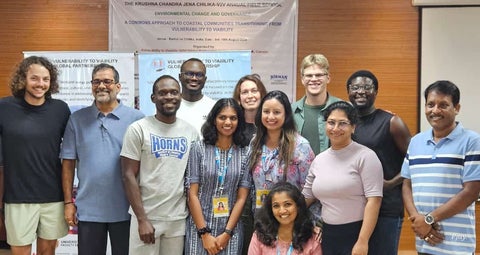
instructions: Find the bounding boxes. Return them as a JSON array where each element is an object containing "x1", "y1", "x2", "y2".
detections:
[
  {"x1": 138, "y1": 51, "x2": 251, "y2": 116},
  {"x1": 24, "y1": 52, "x2": 136, "y2": 111},
  {"x1": 109, "y1": 0, "x2": 298, "y2": 100}
]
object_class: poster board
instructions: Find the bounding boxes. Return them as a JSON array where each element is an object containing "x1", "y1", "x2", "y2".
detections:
[{"x1": 109, "y1": 0, "x2": 298, "y2": 100}]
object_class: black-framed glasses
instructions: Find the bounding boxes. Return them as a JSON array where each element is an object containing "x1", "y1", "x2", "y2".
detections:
[
  {"x1": 91, "y1": 79, "x2": 116, "y2": 86},
  {"x1": 349, "y1": 84, "x2": 375, "y2": 92},
  {"x1": 181, "y1": 72, "x2": 205, "y2": 79}
]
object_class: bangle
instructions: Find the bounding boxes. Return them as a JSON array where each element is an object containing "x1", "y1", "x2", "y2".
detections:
[
  {"x1": 224, "y1": 228, "x2": 234, "y2": 236},
  {"x1": 197, "y1": 226, "x2": 212, "y2": 237},
  {"x1": 64, "y1": 201, "x2": 74, "y2": 205}
]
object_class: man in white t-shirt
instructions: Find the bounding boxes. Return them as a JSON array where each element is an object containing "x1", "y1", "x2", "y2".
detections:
[
  {"x1": 176, "y1": 58, "x2": 216, "y2": 135},
  {"x1": 121, "y1": 75, "x2": 199, "y2": 255}
]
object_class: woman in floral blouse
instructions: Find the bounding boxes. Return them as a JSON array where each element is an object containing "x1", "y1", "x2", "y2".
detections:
[{"x1": 248, "y1": 90, "x2": 315, "y2": 210}]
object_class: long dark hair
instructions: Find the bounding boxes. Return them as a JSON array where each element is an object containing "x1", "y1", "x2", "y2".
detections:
[
  {"x1": 254, "y1": 182, "x2": 314, "y2": 252},
  {"x1": 201, "y1": 98, "x2": 249, "y2": 147},
  {"x1": 248, "y1": 90, "x2": 297, "y2": 174}
]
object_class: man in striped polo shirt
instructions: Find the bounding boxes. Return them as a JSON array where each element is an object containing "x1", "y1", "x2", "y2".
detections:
[{"x1": 402, "y1": 80, "x2": 480, "y2": 255}]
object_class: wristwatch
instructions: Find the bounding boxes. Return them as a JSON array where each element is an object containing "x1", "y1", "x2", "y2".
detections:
[
  {"x1": 224, "y1": 228, "x2": 234, "y2": 236},
  {"x1": 197, "y1": 226, "x2": 212, "y2": 237},
  {"x1": 424, "y1": 213, "x2": 435, "y2": 225}
]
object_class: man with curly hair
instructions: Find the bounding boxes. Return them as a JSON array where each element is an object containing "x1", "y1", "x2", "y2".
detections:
[{"x1": 0, "y1": 56, "x2": 71, "y2": 255}]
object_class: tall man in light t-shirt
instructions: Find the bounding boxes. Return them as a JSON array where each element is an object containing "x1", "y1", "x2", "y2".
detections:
[
  {"x1": 176, "y1": 58, "x2": 216, "y2": 135},
  {"x1": 121, "y1": 75, "x2": 199, "y2": 255}
]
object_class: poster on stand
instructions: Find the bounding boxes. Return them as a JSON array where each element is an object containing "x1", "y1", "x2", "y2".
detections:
[{"x1": 137, "y1": 51, "x2": 251, "y2": 116}]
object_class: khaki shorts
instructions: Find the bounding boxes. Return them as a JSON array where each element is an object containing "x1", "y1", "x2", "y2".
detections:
[
  {"x1": 5, "y1": 202, "x2": 68, "y2": 246},
  {"x1": 129, "y1": 216, "x2": 185, "y2": 255}
]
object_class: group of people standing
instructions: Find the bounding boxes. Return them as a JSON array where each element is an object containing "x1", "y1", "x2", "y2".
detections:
[{"x1": 0, "y1": 53, "x2": 479, "y2": 255}]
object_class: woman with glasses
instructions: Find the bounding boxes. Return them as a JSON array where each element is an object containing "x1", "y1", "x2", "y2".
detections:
[
  {"x1": 302, "y1": 101, "x2": 383, "y2": 255},
  {"x1": 249, "y1": 90, "x2": 315, "y2": 212},
  {"x1": 185, "y1": 98, "x2": 251, "y2": 255}
]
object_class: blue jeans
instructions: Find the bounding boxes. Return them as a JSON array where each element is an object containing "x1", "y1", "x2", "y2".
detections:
[{"x1": 368, "y1": 216, "x2": 403, "y2": 255}]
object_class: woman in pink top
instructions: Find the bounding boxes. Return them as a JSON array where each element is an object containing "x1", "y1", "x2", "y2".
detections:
[
  {"x1": 248, "y1": 182, "x2": 321, "y2": 255},
  {"x1": 302, "y1": 101, "x2": 383, "y2": 255}
]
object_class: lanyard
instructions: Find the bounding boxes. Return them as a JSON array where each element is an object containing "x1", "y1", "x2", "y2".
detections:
[
  {"x1": 276, "y1": 242, "x2": 293, "y2": 255},
  {"x1": 215, "y1": 146, "x2": 233, "y2": 192},
  {"x1": 262, "y1": 145, "x2": 286, "y2": 184},
  {"x1": 261, "y1": 145, "x2": 279, "y2": 173}
]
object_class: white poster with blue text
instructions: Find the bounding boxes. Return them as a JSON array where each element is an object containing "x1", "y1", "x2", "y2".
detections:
[
  {"x1": 110, "y1": 0, "x2": 297, "y2": 100},
  {"x1": 138, "y1": 51, "x2": 251, "y2": 116}
]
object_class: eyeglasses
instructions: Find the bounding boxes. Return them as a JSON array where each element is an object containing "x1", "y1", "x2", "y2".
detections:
[
  {"x1": 326, "y1": 120, "x2": 351, "y2": 129},
  {"x1": 349, "y1": 84, "x2": 375, "y2": 92},
  {"x1": 91, "y1": 79, "x2": 116, "y2": 86},
  {"x1": 181, "y1": 72, "x2": 205, "y2": 79},
  {"x1": 303, "y1": 73, "x2": 328, "y2": 80}
]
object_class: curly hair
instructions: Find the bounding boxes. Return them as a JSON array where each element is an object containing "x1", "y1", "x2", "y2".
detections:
[
  {"x1": 201, "y1": 98, "x2": 249, "y2": 147},
  {"x1": 254, "y1": 181, "x2": 314, "y2": 252},
  {"x1": 248, "y1": 90, "x2": 297, "y2": 175},
  {"x1": 9, "y1": 56, "x2": 59, "y2": 99}
]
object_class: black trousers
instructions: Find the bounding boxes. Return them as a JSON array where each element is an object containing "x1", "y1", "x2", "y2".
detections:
[
  {"x1": 321, "y1": 220, "x2": 363, "y2": 255},
  {"x1": 78, "y1": 220, "x2": 130, "y2": 255}
]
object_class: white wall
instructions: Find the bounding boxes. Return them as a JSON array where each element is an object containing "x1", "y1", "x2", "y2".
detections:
[{"x1": 420, "y1": 7, "x2": 480, "y2": 133}]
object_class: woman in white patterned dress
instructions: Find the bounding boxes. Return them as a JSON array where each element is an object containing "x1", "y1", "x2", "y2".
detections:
[{"x1": 185, "y1": 98, "x2": 251, "y2": 255}]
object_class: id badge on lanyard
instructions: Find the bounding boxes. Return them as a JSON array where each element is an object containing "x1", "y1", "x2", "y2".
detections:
[
  {"x1": 256, "y1": 189, "x2": 269, "y2": 208},
  {"x1": 213, "y1": 196, "x2": 229, "y2": 218},
  {"x1": 213, "y1": 146, "x2": 232, "y2": 217}
]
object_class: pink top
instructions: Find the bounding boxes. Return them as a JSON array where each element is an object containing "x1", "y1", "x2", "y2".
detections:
[
  {"x1": 248, "y1": 232, "x2": 322, "y2": 255},
  {"x1": 302, "y1": 141, "x2": 383, "y2": 224}
]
